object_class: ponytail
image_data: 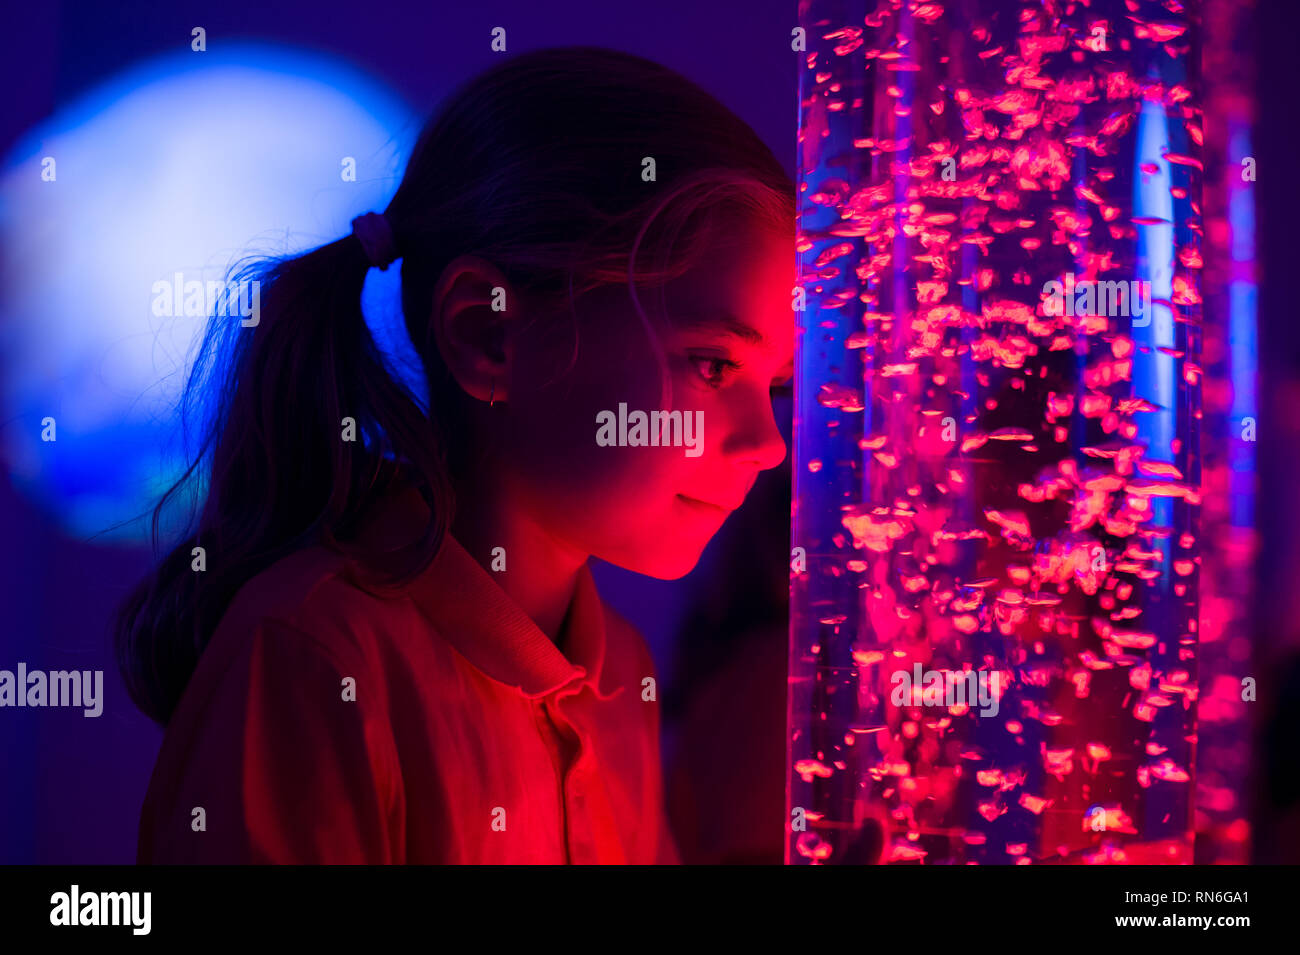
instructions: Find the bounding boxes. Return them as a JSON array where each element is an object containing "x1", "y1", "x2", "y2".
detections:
[{"x1": 114, "y1": 234, "x2": 450, "y2": 727}]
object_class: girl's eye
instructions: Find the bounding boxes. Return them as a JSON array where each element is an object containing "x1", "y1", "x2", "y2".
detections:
[{"x1": 689, "y1": 355, "x2": 741, "y2": 388}]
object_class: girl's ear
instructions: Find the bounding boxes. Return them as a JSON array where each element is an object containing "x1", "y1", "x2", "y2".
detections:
[{"x1": 430, "y1": 254, "x2": 519, "y2": 404}]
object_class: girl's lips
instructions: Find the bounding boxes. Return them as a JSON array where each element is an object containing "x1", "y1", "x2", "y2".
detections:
[{"x1": 676, "y1": 494, "x2": 730, "y2": 514}]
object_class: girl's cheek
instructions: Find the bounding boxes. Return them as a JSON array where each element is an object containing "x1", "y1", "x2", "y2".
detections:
[{"x1": 509, "y1": 353, "x2": 710, "y2": 492}]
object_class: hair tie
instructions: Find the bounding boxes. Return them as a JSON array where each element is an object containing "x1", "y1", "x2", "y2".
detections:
[{"x1": 351, "y1": 212, "x2": 399, "y2": 270}]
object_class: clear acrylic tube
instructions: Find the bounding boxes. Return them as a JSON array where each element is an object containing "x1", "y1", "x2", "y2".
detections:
[{"x1": 789, "y1": 0, "x2": 1202, "y2": 864}]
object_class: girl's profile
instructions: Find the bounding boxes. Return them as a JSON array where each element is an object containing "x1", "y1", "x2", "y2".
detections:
[{"x1": 114, "y1": 45, "x2": 795, "y2": 864}]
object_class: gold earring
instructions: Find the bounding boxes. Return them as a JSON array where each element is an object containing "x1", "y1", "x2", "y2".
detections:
[{"x1": 489, "y1": 380, "x2": 495, "y2": 407}]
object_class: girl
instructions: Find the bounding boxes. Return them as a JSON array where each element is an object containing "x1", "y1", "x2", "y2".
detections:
[{"x1": 116, "y1": 45, "x2": 795, "y2": 864}]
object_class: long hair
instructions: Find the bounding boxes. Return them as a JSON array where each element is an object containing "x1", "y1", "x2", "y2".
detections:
[{"x1": 114, "y1": 46, "x2": 795, "y2": 727}]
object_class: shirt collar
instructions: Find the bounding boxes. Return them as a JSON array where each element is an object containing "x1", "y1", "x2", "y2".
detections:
[{"x1": 343, "y1": 474, "x2": 612, "y2": 701}]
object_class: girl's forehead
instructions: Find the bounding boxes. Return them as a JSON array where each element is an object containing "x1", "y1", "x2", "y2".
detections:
[{"x1": 663, "y1": 228, "x2": 795, "y2": 296}]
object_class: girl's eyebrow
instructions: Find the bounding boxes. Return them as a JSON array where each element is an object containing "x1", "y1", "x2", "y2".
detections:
[{"x1": 676, "y1": 313, "x2": 772, "y2": 349}]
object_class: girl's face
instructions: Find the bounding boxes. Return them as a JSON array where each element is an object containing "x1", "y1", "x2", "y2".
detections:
[{"x1": 497, "y1": 222, "x2": 794, "y2": 579}]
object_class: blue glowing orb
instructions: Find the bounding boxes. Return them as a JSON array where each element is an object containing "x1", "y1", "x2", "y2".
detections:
[{"x1": 0, "y1": 44, "x2": 418, "y2": 541}]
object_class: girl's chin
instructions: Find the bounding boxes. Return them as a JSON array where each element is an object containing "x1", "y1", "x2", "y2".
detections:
[
  {"x1": 633, "y1": 549, "x2": 709, "y2": 581},
  {"x1": 588, "y1": 495, "x2": 733, "y2": 578},
  {"x1": 602, "y1": 530, "x2": 715, "y2": 581}
]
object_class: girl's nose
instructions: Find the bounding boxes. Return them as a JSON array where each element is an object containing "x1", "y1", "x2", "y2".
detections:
[{"x1": 726, "y1": 394, "x2": 788, "y2": 472}]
